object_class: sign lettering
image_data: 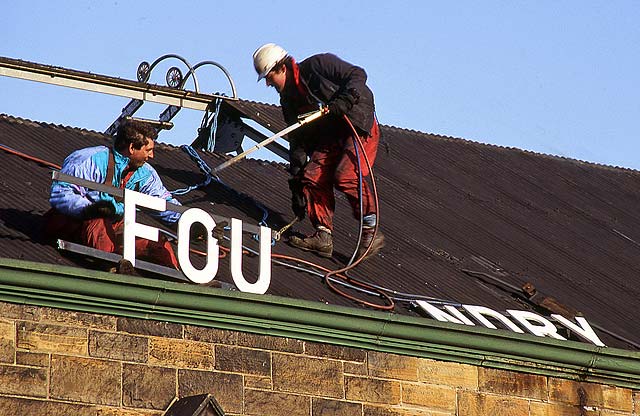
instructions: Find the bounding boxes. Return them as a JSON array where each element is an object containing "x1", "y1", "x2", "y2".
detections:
[
  {"x1": 123, "y1": 189, "x2": 271, "y2": 294},
  {"x1": 122, "y1": 189, "x2": 606, "y2": 346},
  {"x1": 417, "y1": 300, "x2": 606, "y2": 346}
]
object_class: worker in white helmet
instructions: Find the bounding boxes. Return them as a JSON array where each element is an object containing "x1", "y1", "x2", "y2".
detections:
[{"x1": 253, "y1": 43, "x2": 383, "y2": 260}]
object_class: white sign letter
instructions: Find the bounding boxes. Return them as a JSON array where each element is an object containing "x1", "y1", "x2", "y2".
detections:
[
  {"x1": 416, "y1": 301, "x2": 475, "y2": 326},
  {"x1": 123, "y1": 189, "x2": 165, "y2": 266},
  {"x1": 507, "y1": 310, "x2": 567, "y2": 341},
  {"x1": 462, "y1": 305, "x2": 525, "y2": 333},
  {"x1": 230, "y1": 218, "x2": 271, "y2": 294},
  {"x1": 177, "y1": 208, "x2": 219, "y2": 284},
  {"x1": 552, "y1": 315, "x2": 606, "y2": 347}
]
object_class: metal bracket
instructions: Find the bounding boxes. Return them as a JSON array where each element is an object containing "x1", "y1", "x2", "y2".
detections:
[
  {"x1": 57, "y1": 239, "x2": 236, "y2": 290},
  {"x1": 57, "y1": 239, "x2": 190, "y2": 282}
]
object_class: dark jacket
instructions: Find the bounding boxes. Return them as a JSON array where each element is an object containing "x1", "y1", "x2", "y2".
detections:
[{"x1": 281, "y1": 53, "x2": 376, "y2": 176}]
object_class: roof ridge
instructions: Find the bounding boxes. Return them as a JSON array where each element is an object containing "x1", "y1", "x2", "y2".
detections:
[
  {"x1": 3, "y1": 110, "x2": 636, "y2": 175},
  {"x1": 235, "y1": 98, "x2": 280, "y2": 108},
  {"x1": 0, "y1": 113, "x2": 105, "y2": 137},
  {"x1": 231, "y1": 100, "x2": 638, "y2": 174},
  {"x1": 380, "y1": 123, "x2": 639, "y2": 174}
]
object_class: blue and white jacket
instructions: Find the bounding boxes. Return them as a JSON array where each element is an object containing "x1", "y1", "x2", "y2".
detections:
[{"x1": 50, "y1": 146, "x2": 181, "y2": 223}]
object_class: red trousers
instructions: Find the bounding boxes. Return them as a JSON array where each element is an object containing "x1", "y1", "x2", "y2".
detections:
[
  {"x1": 302, "y1": 120, "x2": 380, "y2": 231},
  {"x1": 44, "y1": 210, "x2": 179, "y2": 269}
]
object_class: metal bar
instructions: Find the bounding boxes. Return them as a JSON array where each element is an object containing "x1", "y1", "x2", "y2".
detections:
[
  {"x1": 212, "y1": 109, "x2": 325, "y2": 174},
  {"x1": 242, "y1": 122, "x2": 289, "y2": 161},
  {"x1": 124, "y1": 116, "x2": 174, "y2": 130},
  {"x1": 0, "y1": 56, "x2": 236, "y2": 111},
  {"x1": 56, "y1": 240, "x2": 236, "y2": 290},
  {"x1": 57, "y1": 239, "x2": 191, "y2": 282},
  {"x1": 53, "y1": 171, "x2": 123, "y2": 199},
  {"x1": 51, "y1": 171, "x2": 269, "y2": 237}
]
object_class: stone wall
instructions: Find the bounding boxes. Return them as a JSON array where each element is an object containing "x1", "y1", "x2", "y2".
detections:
[{"x1": 0, "y1": 301, "x2": 637, "y2": 415}]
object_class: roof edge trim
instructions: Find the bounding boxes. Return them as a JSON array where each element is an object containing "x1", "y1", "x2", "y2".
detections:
[{"x1": 1, "y1": 258, "x2": 639, "y2": 388}]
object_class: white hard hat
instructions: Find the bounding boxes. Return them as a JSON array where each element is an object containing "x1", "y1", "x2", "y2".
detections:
[{"x1": 253, "y1": 43, "x2": 288, "y2": 81}]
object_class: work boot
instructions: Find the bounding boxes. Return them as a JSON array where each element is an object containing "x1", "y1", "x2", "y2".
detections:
[
  {"x1": 288, "y1": 229, "x2": 333, "y2": 258},
  {"x1": 356, "y1": 227, "x2": 385, "y2": 260},
  {"x1": 116, "y1": 259, "x2": 137, "y2": 276}
]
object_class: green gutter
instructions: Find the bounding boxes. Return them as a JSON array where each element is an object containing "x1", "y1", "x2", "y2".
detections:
[{"x1": 1, "y1": 258, "x2": 639, "y2": 388}]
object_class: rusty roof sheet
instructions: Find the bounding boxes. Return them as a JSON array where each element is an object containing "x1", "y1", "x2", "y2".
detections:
[{"x1": 2, "y1": 103, "x2": 640, "y2": 350}]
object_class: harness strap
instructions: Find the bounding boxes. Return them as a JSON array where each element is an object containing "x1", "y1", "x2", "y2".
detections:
[
  {"x1": 104, "y1": 149, "x2": 139, "y2": 202},
  {"x1": 104, "y1": 149, "x2": 115, "y2": 186}
]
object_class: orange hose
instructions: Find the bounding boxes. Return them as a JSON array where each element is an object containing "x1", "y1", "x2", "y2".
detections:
[{"x1": 317, "y1": 115, "x2": 391, "y2": 310}]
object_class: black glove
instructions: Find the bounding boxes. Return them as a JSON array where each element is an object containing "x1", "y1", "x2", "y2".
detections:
[
  {"x1": 288, "y1": 178, "x2": 306, "y2": 220},
  {"x1": 327, "y1": 96, "x2": 350, "y2": 117},
  {"x1": 82, "y1": 200, "x2": 116, "y2": 219},
  {"x1": 289, "y1": 141, "x2": 307, "y2": 177},
  {"x1": 327, "y1": 88, "x2": 360, "y2": 117},
  {"x1": 213, "y1": 221, "x2": 228, "y2": 241}
]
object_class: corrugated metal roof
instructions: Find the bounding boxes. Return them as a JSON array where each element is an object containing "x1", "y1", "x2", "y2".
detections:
[{"x1": 1, "y1": 104, "x2": 640, "y2": 350}]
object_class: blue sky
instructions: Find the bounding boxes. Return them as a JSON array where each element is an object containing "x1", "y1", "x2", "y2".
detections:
[{"x1": 1, "y1": 1, "x2": 639, "y2": 168}]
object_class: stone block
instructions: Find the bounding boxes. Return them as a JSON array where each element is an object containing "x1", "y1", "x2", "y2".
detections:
[
  {"x1": 0, "y1": 363, "x2": 48, "y2": 397},
  {"x1": 345, "y1": 376, "x2": 401, "y2": 404},
  {"x1": 529, "y1": 401, "x2": 594, "y2": 416},
  {"x1": 457, "y1": 391, "x2": 529, "y2": 416},
  {"x1": 0, "y1": 302, "x2": 38, "y2": 320},
  {"x1": 15, "y1": 350, "x2": 49, "y2": 367},
  {"x1": 401, "y1": 382, "x2": 456, "y2": 411},
  {"x1": 89, "y1": 331, "x2": 148, "y2": 362},
  {"x1": 215, "y1": 345, "x2": 270, "y2": 376},
  {"x1": 245, "y1": 389, "x2": 310, "y2": 416},
  {"x1": 178, "y1": 369, "x2": 243, "y2": 414},
  {"x1": 363, "y1": 405, "x2": 450, "y2": 416},
  {"x1": 305, "y1": 341, "x2": 366, "y2": 362},
  {"x1": 368, "y1": 351, "x2": 419, "y2": 381},
  {"x1": 38, "y1": 306, "x2": 116, "y2": 330},
  {"x1": 0, "y1": 339, "x2": 13, "y2": 363},
  {"x1": 479, "y1": 367, "x2": 548, "y2": 400},
  {"x1": 272, "y1": 353, "x2": 344, "y2": 398},
  {"x1": 237, "y1": 332, "x2": 303, "y2": 353},
  {"x1": 418, "y1": 358, "x2": 478, "y2": 389},
  {"x1": 245, "y1": 375, "x2": 273, "y2": 389},
  {"x1": 312, "y1": 398, "x2": 362, "y2": 416},
  {"x1": 185, "y1": 326, "x2": 237, "y2": 344},
  {"x1": 598, "y1": 409, "x2": 632, "y2": 416},
  {"x1": 17, "y1": 321, "x2": 87, "y2": 355},
  {"x1": 1, "y1": 302, "x2": 114, "y2": 330},
  {"x1": 122, "y1": 363, "x2": 175, "y2": 410},
  {"x1": 185, "y1": 326, "x2": 303, "y2": 353},
  {"x1": 117, "y1": 317, "x2": 182, "y2": 338},
  {"x1": 0, "y1": 396, "x2": 96, "y2": 416},
  {"x1": 0, "y1": 320, "x2": 14, "y2": 363},
  {"x1": 95, "y1": 407, "x2": 164, "y2": 415},
  {"x1": 345, "y1": 360, "x2": 368, "y2": 376},
  {"x1": 548, "y1": 378, "x2": 633, "y2": 412},
  {"x1": 149, "y1": 338, "x2": 214, "y2": 370},
  {"x1": 50, "y1": 355, "x2": 121, "y2": 405}
]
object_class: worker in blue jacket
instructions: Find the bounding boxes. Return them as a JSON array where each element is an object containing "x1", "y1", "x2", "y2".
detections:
[{"x1": 45, "y1": 119, "x2": 181, "y2": 270}]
